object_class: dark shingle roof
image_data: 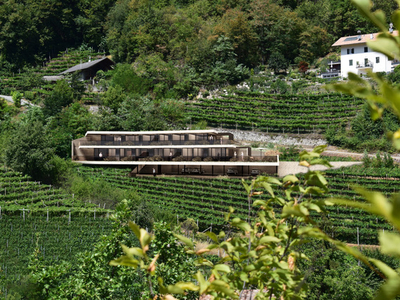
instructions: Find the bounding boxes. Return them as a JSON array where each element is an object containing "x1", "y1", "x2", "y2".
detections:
[{"x1": 59, "y1": 57, "x2": 113, "y2": 75}]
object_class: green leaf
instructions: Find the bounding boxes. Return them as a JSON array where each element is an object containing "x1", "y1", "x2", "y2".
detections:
[
  {"x1": 308, "y1": 158, "x2": 333, "y2": 168},
  {"x1": 195, "y1": 271, "x2": 209, "y2": 294},
  {"x1": 375, "y1": 277, "x2": 400, "y2": 300},
  {"x1": 239, "y1": 272, "x2": 249, "y2": 282},
  {"x1": 379, "y1": 232, "x2": 400, "y2": 259},
  {"x1": 139, "y1": 228, "x2": 152, "y2": 251},
  {"x1": 128, "y1": 221, "x2": 141, "y2": 239},
  {"x1": 123, "y1": 245, "x2": 144, "y2": 258},
  {"x1": 369, "y1": 38, "x2": 400, "y2": 61},
  {"x1": 109, "y1": 255, "x2": 139, "y2": 268},
  {"x1": 205, "y1": 232, "x2": 218, "y2": 243},
  {"x1": 231, "y1": 218, "x2": 251, "y2": 232},
  {"x1": 213, "y1": 264, "x2": 231, "y2": 273},
  {"x1": 209, "y1": 280, "x2": 238, "y2": 298},
  {"x1": 259, "y1": 236, "x2": 281, "y2": 244},
  {"x1": 260, "y1": 182, "x2": 274, "y2": 197},
  {"x1": 173, "y1": 282, "x2": 199, "y2": 292},
  {"x1": 352, "y1": 0, "x2": 387, "y2": 32},
  {"x1": 282, "y1": 175, "x2": 299, "y2": 184},
  {"x1": 369, "y1": 258, "x2": 399, "y2": 278},
  {"x1": 242, "y1": 179, "x2": 251, "y2": 195},
  {"x1": 174, "y1": 234, "x2": 194, "y2": 249}
]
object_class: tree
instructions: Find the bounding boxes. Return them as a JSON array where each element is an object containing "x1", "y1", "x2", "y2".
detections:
[
  {"x1": 46, "y1": 102, "x2": 95, "y2": 158},
  {"x1": 213, "y1": 8, "x2": 258, "y2": 66},
  {"x1": 249, "y1": 0, "x2": 305, "y2": 65},
  {"x1": 5, "y1": 121, "x2": 55, "y2": 182},
  {"x1": 43, "y1": 80, "x2": 74, "y2": 117},
  {"x1": 268, "y1": 51, "x2": 288, "y2": 74}
]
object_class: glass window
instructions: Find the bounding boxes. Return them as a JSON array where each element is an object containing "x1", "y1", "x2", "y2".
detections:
[
  {"x1": 349, "y1": 59, "x2": 353, "y2": 66},
  {"x1": 365, "y1": 58, "x2": 369, "y2": 66},
  {"x1": 376, "y1": 57, "x2": 380, "y2": 63},
  {"x1": 351, "y1": 48, "x2": 354, "y2": 54},
  {"x1": 364, "y1": 47, "x2": 368, "y2": 52},
  {"x1": 347, "y1": 49, "x2": 350, "y2": 54}
]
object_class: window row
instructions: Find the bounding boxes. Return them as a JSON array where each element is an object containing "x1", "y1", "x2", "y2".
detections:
[
  {"x1": 347, "y1": 47, "x2": 369, "y2": 54},
  {"x1": 349, "y1": 57, "x2": 380, "y2": 66}
]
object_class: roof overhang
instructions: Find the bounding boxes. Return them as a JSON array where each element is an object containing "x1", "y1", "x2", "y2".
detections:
[
  {"x1": 84, "y1": 130, "x2": 229, "y2": 136},
  {"x1": 73, "y1": 161, "x2": 279, "y2": 167},
  {"x1": 79, "y1": 145, "x2": 238, "y2": 149}
]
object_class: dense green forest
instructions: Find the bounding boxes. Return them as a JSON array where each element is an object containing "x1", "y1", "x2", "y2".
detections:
[{"x1": 0, "y1": 0, "x2": 398, "y2": 71}]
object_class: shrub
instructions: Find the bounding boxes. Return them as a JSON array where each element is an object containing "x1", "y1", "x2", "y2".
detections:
[
  {"x1": 181, "y1": 218, "x2": 198, "y2": 235},
  {"x1": 362, "y1": 150, "x2": 371, "y2": 167}
]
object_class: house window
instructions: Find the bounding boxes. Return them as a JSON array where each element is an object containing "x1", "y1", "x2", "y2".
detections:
[
  {"x1": 349, "y1": 59, "x2": 353, "y2": 66},
  {"x1": 365, "y1": 58, "x2": 369, "y2": 66},
  {"x1": 376, "y1": 57, "x2": 380, "y2": 63},
  {"x1": 351, "y1": 48, "x2": 354, "y2": 54},
  {"x1": 364, "y1": 47, "x2": 368, "y2": 52},
  {"x1": 347, "y1": 49, "x2": 350, "y2": 54}
]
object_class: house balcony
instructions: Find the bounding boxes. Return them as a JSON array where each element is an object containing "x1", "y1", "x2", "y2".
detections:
[
  {"x1": 72, "y1": 154, "x2": 278, "y2": 163},
  {"x1": 356, "y1": 62, "x2": 373, "y2": 69},
  {"x1": 79, "y1": 140, "x2": 236, "y2": 147}
]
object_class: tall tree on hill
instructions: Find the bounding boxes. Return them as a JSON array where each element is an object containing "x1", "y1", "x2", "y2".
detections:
[
  {"x1": 75, "y1": 0, "x2": 117, "y2": 49},
  {"x1": 213, "y1": 8, "x2": 258, "y2": 66},
  {"x1": 5, "y1": 121, "x2": 55, "y2": 183},
  {"x1": 249, "y1": 0, "x2": 305, "y2": 65},
  {"x1": 0, "y1": 0, "x2": 81, "y2": 68}
]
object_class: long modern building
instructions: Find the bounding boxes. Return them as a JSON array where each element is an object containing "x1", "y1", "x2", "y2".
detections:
[{"x1": 72, "y1": 130, "x2": 279, "y2": 176}]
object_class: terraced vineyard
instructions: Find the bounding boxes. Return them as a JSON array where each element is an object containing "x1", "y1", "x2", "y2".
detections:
[
  {"x1": 186, "y1": 91, "x2": 364, "y2": 133},
  {"x1": 2, "y1": 163, "x2": 397, "y2": 292},
  {"x1": 0, "y1": 215, "x2": 113, "y2": 288},
  {"x1": 0, "y1": 167, "x2": 109, "y2": 214},
  {"x1": 76, "y1": 165, "x2": 397, "y2": 245},
  {"x1": 0, "y1": 167, "x2": 113, "y2": 293}
]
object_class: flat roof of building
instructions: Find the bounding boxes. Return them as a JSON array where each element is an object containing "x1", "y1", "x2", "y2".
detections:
[
  {"x1": 85, "y1": 130, "x2": 230, "y2": 136},
  {"x1": 79, "y1": 145, "x2": 239, "y2": 149},
  {"x1": 73, "y1": 160, "x2": 279, "y2": 166}
]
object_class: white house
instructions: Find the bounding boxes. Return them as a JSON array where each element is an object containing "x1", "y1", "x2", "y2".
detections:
[{"x1": 332, "y1": 30, "x2": 399, "y2": 78}]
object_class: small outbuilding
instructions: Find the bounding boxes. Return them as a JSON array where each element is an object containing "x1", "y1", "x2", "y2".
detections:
[{"x1": 59, "y1": 57, "x2": 114, "y2": 80}]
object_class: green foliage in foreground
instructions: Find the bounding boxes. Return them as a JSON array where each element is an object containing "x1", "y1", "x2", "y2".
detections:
[
  {"x1": 109, "y1": 145, "x2": 400, "y2": 299},
  {"x1": 1, "y1": 200, "x2": 197, "y2": 300}
]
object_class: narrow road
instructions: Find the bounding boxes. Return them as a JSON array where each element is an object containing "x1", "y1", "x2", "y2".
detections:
[
  {"x1": 278, "y1": 161, "x2": 362, "y2": 177},
  {"x1": 0, "y1": 95, "x2": 38, "y2": 107}
]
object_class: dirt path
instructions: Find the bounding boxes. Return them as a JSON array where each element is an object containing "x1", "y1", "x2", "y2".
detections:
[{"x1": 278, "y1": 161, "x2": 362, "y2": 177}]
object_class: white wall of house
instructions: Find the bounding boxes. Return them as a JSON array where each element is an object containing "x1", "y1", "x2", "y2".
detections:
[{"x1": 340, "y1": 44, "x2": 391, "y2": 77}]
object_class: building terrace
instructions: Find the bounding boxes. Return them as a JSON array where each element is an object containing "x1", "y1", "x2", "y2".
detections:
[{"x1": 72, "y1": 130, "x2": 279, "y2": 176}]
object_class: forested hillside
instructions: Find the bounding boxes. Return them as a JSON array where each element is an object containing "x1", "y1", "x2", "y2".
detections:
[{"x1": 0, "y1": 0, "x2": 397, "y2": 73}]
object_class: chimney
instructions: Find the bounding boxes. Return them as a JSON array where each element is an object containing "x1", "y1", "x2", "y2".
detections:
[
  {"x1": 370, "y1": 33, "x2": 374, "y2": 39},
  {"x1": 390, "y1": 23, "x2": 394, "y2": 34},
  {"x1": 357, "y1": 30, "x2": 362, "y2": 40}
]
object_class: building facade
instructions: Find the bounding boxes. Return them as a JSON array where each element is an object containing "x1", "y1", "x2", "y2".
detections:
[
  {"x1": 72, "y1": 130, "x2": 279, "y2": 176},
  {"x1": 332, "y1": 31, "x2": 399, "y2": 78}
]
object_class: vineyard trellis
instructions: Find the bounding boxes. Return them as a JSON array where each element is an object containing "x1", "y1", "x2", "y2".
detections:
[
  {"x1": 76, "y1": 165, "x2": 396, "y2": 245},
  {"x1": 185, "y1": 92, "x2": 363, "y2": 133}
]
